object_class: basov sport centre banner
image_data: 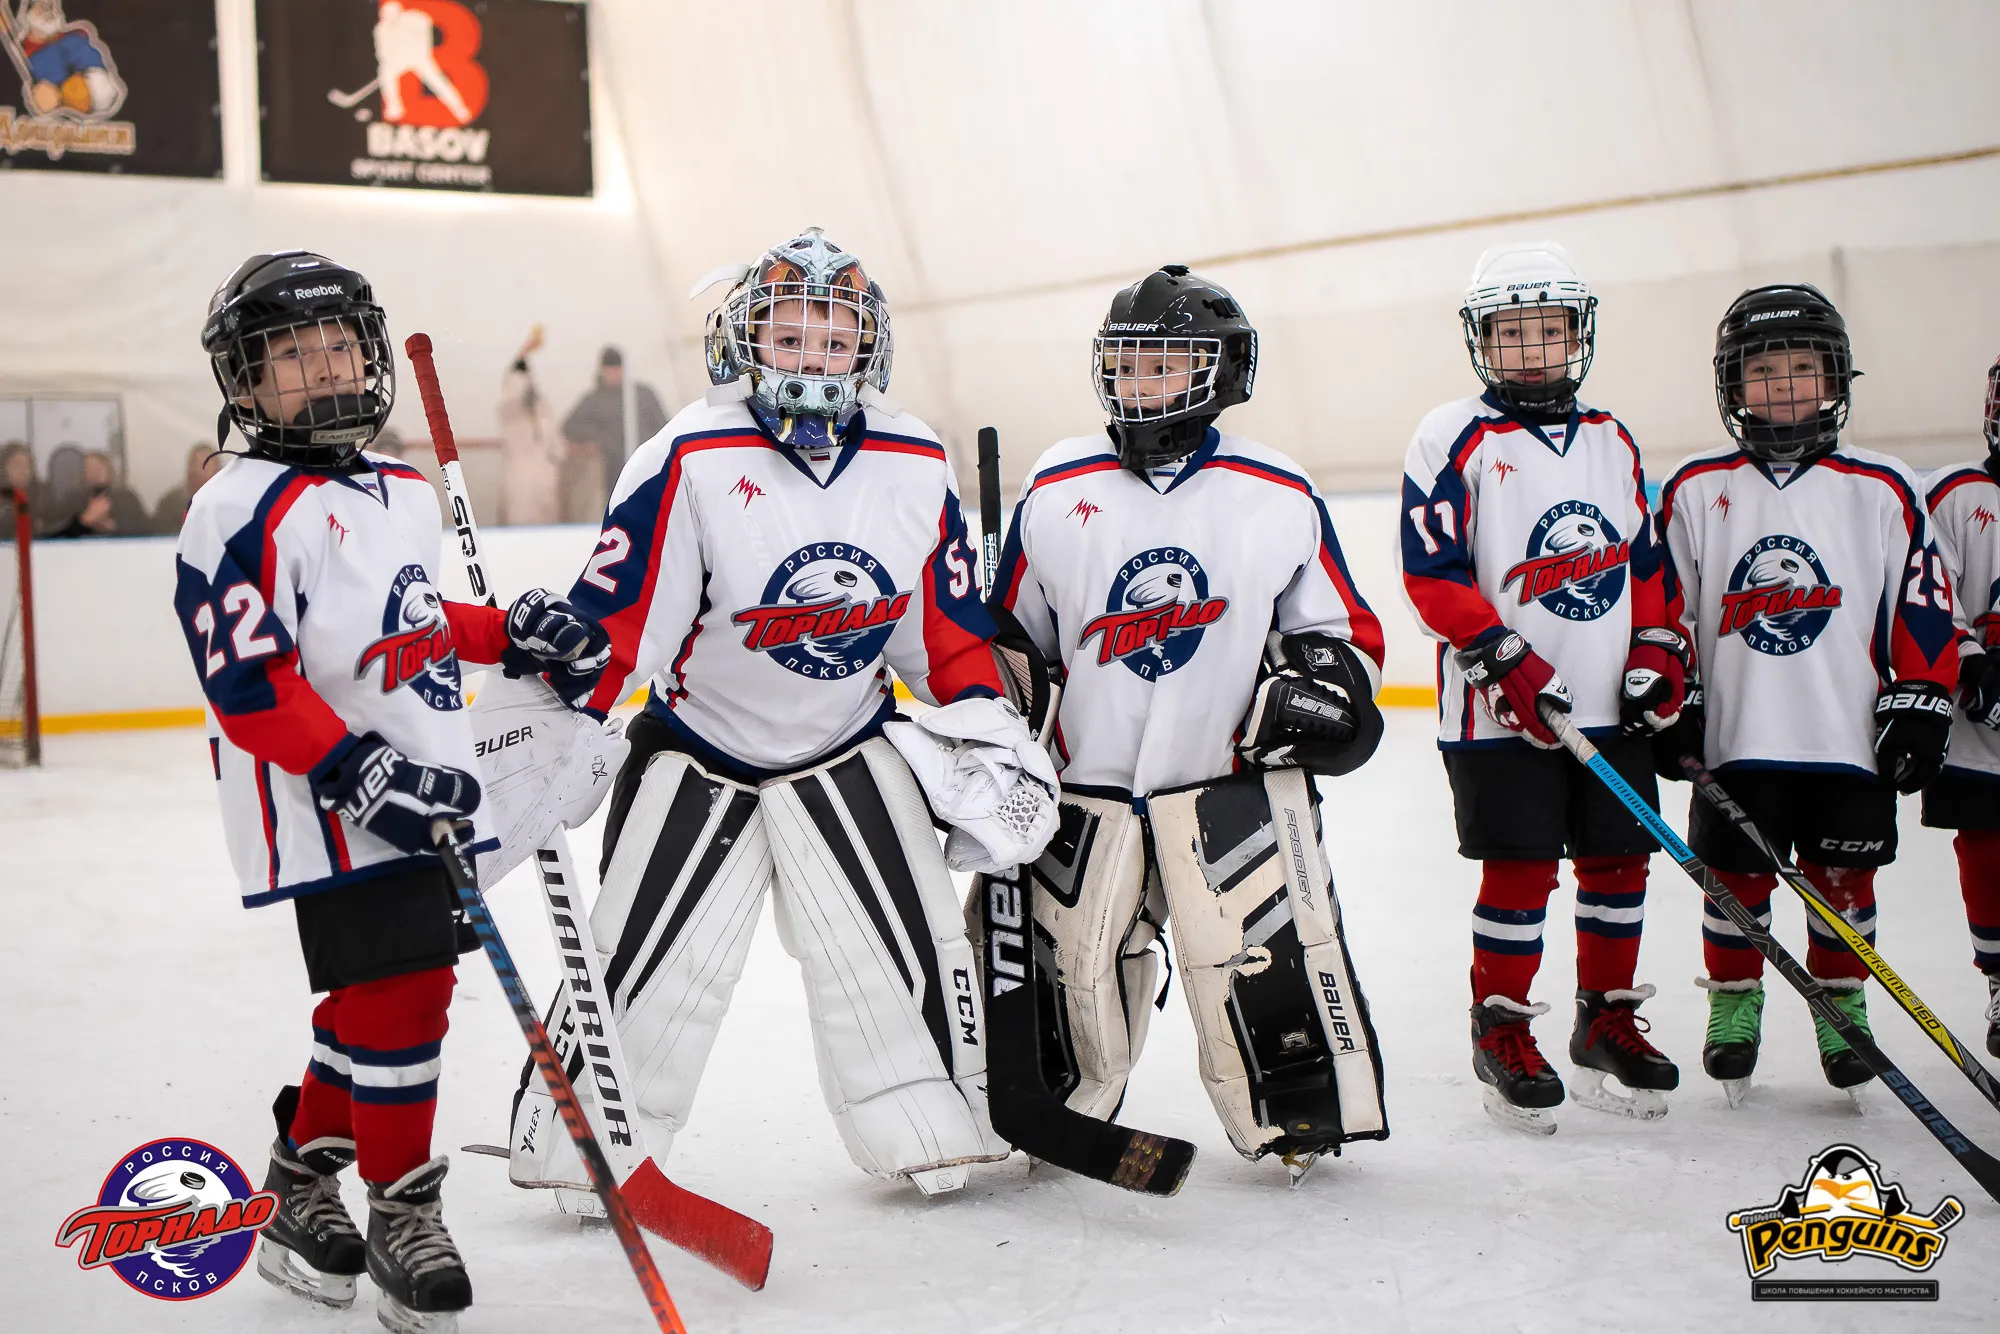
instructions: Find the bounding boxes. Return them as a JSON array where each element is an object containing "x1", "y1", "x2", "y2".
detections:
[
  {"x1": 258, "y1": 0, "x2": 592, "y2": 197},
  {"x1": 0, "y1": 0, "x2": 222, "y2": 176}
]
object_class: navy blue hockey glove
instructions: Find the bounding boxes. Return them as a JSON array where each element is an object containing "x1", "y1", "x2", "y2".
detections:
[
  {"x1": 1957, "y1": 643, "x2": 2000, "y2": 731},
  {"x1": 1651, "y1": 680, "x2": 1704, "y2": 780},
  {"x1": 501, "y1": 588, "x2": 610, "y2": 709},
  {"x1": 1620, "y1": 626, "x2": 1690, "y2": 736},
  {"x1": 1237, "y1": 634, "x2": 1384, "y2": 776},
  {"x1": 1874, "y1": 680, "x2": 1953, "y2": 793},
  {"x1": 310, "y1": 732, "x2": 481, "y2": 856}
]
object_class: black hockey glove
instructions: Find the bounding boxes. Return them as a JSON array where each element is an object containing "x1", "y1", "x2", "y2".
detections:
[
  {"x1": 501, "y1": 588, "x2": 611, "y2": 709},
  {"x1": 1874, "y1": 680, "x2": 1953, "y2": 793},
  {"x1": 1620, "y1": 626, "x2": 1690, "y2": 736},
  {"x1": 1237, "y1": 634, "x2": 1384, "y2": 776},
  {"x1": 1958, "y1": 642, "x2": 2000, "y2": 732},
  {"x1": 1651, "y1": 680, "x2": 1704, "y2": 781},
  {"x1": 310, "y1": 732, "x2": 482, "y2": 856}
]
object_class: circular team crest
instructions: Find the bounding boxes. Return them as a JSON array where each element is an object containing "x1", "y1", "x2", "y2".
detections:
[
  {"x1": 1501, "y1": 501, "x2": 1629, "y2": 621},
  {"x1": 1721, "y1": 535, "x2": 1843, "y2": 656},
  {"x1": 1079, "y1": 547, "x2": 1229, "y2": 681},
  {"x1": 54, "y1": 1139, "x2": 276, "y2": 1301},
  {"x1": 354, "y1": 563, "x2": 463, "y2": 710},
  {"x1": 732, "y1": 542, "x2": 910, "y2": 680}
]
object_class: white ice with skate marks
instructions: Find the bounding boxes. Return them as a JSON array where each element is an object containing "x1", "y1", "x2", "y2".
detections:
[{"x1": 8, "y1": 713, "x2": 2000, "y2": 1332}]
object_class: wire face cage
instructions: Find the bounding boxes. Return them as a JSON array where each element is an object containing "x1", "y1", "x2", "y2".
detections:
[
  {"x1": 212, "y1": 311, "x2": 395, "y2": 464},
  {"x1": 722, "y1": 276, "x2": 889, "y2": 420},
  {"x1": 1092, "y1": 334, "x2": 1226, "y2": 423}
]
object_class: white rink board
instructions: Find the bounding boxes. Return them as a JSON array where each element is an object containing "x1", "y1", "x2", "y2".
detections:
[
  {"x1": 7, "y1": 713, "x2": 1998, "y2": 1332},
  {"x1": 25, "y1": 493, "x2": 1431, "y2": 720}
]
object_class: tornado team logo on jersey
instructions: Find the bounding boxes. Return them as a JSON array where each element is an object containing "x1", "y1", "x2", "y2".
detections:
[
  {"x1": 1722, "y1": 535, "x2": 1844, "y2": 656},
  {"x1": 1501, "y1": 501, "x2": 1629, "y2": 620},
  {"x1": 1078, "y1": 546, "x2": 1229, "y2": 680},
  {"x1": 733, "y1": 541, "x2": 910, "y2": 680},
  {"x1": 54, "y1": 1139, "x2": 277, "y2": 1301},
  {"x1": 355, "y1": 564, "x2": 462, "y2": 709}
]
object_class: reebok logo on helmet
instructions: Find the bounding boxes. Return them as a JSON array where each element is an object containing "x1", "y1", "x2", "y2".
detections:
[{"x1": 289, "y1": 284, "x2": 345, "y2": 300}]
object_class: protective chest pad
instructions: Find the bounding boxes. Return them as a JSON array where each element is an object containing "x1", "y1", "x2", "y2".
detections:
[{"x1": 1148, "y1": 768, "x2": 1388, "y2": 1158}]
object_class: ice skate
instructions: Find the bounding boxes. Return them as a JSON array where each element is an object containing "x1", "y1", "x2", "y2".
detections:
[
  {"x1": 1567, "y1": 985, "x2": 1677, "y2": 1120},
  {"x1": 908, "y1": 1165, "x2": 970, "y2": 1196},
  {"x1": 1699, "y1": 978, "x2": 1765, "y2": 1108},
  {"x1": 1984, "y1": 973, "x2": 2000, "y2": 1060},
  {"x1": 1812, "y1": 981, "x2": 1876, "y2": 1094},
  {"x1": 1281, "y1": 1149, "x2": 1320, "y2": 1190},
  {"x1": 256, "y1": 1134, "x2": 365, "y2": 1308},
  {"x1": 1471, "y1": 997, "x2": 1564, "y2": 1136},
  {"x1": 366, "y1": 1156, "x2": 472, "y2": 1334}
]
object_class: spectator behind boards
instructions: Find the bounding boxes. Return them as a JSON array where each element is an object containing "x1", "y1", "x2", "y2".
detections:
[
  {"x1": 50, "y1": 449, "x2": 148, "y2": 538},
  {"x1": 559, "y1": 345, "x2": 666, "y2": 523},
  {"x1": 499, "y1": 324, "x2": 563, "y2": 526},
  {"x1": 151, "y1": 443, "x2": 225, "y2": 534}
]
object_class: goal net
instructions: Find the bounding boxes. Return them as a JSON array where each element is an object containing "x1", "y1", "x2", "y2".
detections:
[{"x1": 0, "y1": 489, "x2": 39, "y2": 767}]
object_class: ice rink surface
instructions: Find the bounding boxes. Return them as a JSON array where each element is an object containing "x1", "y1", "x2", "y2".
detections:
[{"x1": 9, "y1": 711, "x2": 1999, "y2": 1332}]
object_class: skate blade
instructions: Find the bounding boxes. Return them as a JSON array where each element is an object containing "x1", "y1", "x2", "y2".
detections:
[
  {"x1": 555, "y1": 1186, "x2": 608, "y2": 1223},
  {"x1": 1282, "y1": 1151, "x2": 1319, "y2": 1190},
  {"x1": 1844, "y1": 1083, "x2": 1874, "y2": 1115},
  {"x1": 1569, "y1": 1068, "x2": 1669, "y2": 1122},
  {"x1": 1480, "y1": 1086, "x2": 1557, "y2": 1136},
  {"x1": 909, "y1": 1165, "x2": 970, "y2": 1196},
  {"x1": 1720, "y1": 1077, "x2": 1752, "y2": 1109},
  {"x1": 376, "y1": 1296, "x2": 458, "y2": 1334},
  {"x1": 256, "y1": 1237, "x2": 357, "y2": 1308}
]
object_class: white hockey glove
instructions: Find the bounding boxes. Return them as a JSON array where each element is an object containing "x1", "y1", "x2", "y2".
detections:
[
  {"x1": 883, "y1": 695, "x2": 1059, "y2": 874},
  {"x1": 469, "y1": 671, "x2": 630, "y2": 887}
]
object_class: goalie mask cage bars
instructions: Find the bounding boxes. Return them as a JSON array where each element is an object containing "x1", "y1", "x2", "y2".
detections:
[{"x1": 2, "y1": 488, "x2": 39, "y2": 767}]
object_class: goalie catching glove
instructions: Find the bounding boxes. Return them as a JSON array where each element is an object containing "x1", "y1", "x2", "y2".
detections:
[
  {"x1": 1455, "y1": 627, "x2": 1571, "y2": 749},
  {"x1": 884, "y1": 695, "x2": 1059, "y2": 874},
  {"x1": 466, "y1": 671, "x2": 630, "y2": 886},
  {"x1": 1236, "y1": 633, "x2": 1383, "y2": 776}
]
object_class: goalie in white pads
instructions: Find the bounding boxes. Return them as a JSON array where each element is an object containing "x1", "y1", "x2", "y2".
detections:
[
  {"x1": 988, "y1": 265, "x2": 1390, "y2": 1182},
  {"x1": 509, "y1": 229, "x2": 1055, "y2": 1198}
]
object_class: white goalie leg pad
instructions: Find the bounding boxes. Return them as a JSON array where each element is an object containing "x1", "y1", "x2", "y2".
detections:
[
  {"x1": 1147, "y1": 767, "x2": 1387, "y2": 1159},
  {"x1": 761, "y1": 739, "x2": 1008, "y2": 1181},
  {"x1": 591, "y1": 750, "x2": 771, "y2": 1159},
  {"x1": 1023, "y1": 792, "x2": 1158, "y2": 1120}
]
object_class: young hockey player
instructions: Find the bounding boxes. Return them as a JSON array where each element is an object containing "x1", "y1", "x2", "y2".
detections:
[
  {"x1": 991, "y1": 264, "x2": 1391, "y2": 1181},
  {"x1": 1656, "y1": 284, "x2": 1957, "y2": 1100},
  {"x1": 182, "y1": 252, "x2": 608, "y2": 1331},
  {"x1": 520, "y1": 228, "x2": 1055, "y2": 1199},
  {"x1": 1399, "y1": 241, "x2": 1683, "y2": 1133},
  {"x1": 1917, "y1": 355, "x2": 2000, "y2": 1058}
]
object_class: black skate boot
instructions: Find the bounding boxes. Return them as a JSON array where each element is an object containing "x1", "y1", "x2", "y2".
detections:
[
  {"x1": 256, "y1": 1085, "x2": 365, "y2": 1307},
  {"x1": 1699, "y1": 978, "x2": 1765, "y2": 1107},
  {"x1": 1984, "y1": 972, "x2": 2000, "y2": 1060},
  {"x1": 1568, "y1": 985, "x2": 1679, "y2": 1121},
  {"x1": 1811, "y1": 980, "x2": 1876, "y2": 1094},
  {"x1": 1471, "y1": 996, "x2": 1564, "y2": 1135},
  {"x1": 366, "y1": 1156, "x2": 473, "y2": 1334}
]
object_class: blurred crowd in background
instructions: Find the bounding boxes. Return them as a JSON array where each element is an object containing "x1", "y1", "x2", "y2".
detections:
[{"x1": 1, "y1": 334, "x2": 669, "y2": 541}]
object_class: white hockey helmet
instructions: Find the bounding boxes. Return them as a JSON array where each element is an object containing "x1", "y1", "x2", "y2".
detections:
[{"x1": 1460, "y1": 241, "x2": 1596, "y2": 412}]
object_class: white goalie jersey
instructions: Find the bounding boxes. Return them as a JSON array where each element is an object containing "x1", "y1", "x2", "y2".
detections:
[{"x1": 1927, "y1": 462, "x2": 2000, "y2": 781}]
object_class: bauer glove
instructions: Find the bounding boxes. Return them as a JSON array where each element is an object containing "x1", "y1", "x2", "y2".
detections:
[
  {"x1": 1237, "y1": 633, "x2": 1383, "y2": 776},
  {"x1": 1874, "y1": 680, "x2": 1953, "y2": 793},
  {"x1": 1620, "y1": 626, "x2": 1689, "y2": 736},
  {"x1": 501, "y1": 588, "x2": 611, "y2": 709},
  {"x1": 310, "y1": 732, "x2": 482, "y2": 856},
  {"x1": 1958, "y1": 642, "x2": 2000, "y2": 732},
  {"x1": 1456, "y1": 628, "x2": 1570, "y2": 749}
]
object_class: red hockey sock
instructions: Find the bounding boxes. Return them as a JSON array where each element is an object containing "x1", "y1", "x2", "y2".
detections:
[
  {"x1": 336, "y1": 966, "x2": 455, "y2": 1184},
  {"x1": 1953, "y1": 830, "x2": 2000, "y2": 974},
  {"x1": 1471, "y1": 859, "x2": 1559, "y2": 1005},
  {"x1": 1573, "y1": 855, "x2": 1648, "y2": 993},
  {"x1": 1800, "y1": 861, "x2": 1876, "y2": 983},
  {"x1": 1701, "y1": 870, "x2": 1777, "y2": 983},
  {"x1": 288, "y1": 992, "x2": 354, "y2": 1147}
]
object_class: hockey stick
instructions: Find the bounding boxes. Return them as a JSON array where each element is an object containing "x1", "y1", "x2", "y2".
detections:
[
  {"x1": 1545, "y1": 708, "x2": 2000, "y2": 1202},
  {"x1": 431, "y1": 825, "x2": 687, "y2": 1334},
  {"x1": 404, "y1": 333, "x2": 775, "y2": 1289},
  {"x1": 973, "y1": 426, "x2": 1196, "y2": 1195},
  {"x1": 1679, "y1": 754, "x2": 2000, "y2": 1116}
]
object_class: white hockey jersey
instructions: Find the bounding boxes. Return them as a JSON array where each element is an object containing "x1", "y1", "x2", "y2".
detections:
[
  {"x1": 1659, "y1": 444, "x2": 1958, "y2": 776},
  {"x1": 996, "y1": 429, "x2": 1384, "y2": 796},
  {"x1": 568, "y1": 396, "x2": 1003, "y2": 775},
  {"x1": 174, "y1": 452, "x2": 502, "y2": 907},
  {"x1": 1926, "y1": 462, "x2": 2000, "y2": 782},
  {"x1": 1398, "y1": 391, "x2": 1664, "y2": 746}
]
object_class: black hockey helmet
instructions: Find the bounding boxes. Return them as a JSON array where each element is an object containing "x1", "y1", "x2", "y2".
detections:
[
  {"x1": 1983, "y1": 354, "x2": 2000, "y2": 463},
  {"x1": 202, "y1": 251, "x2": 394, "y2": 468},
  {"x1": 1094, "y1": 265, "x2": 1257, "y2": 471},
  {"x1": 1713, "y1": 284, "x2": 1856, "y2": 465}
]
